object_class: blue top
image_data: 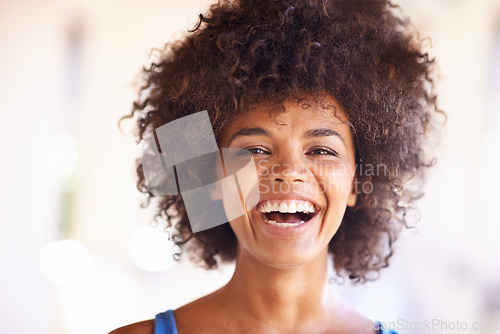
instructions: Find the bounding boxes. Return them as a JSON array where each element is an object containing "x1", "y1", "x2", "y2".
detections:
[
  {"x1": 154, "y1": 310, "x2": 398, "y2": 334},
  {"x1": 154, "y1": 310, "x2": 178, "y2": 334}
]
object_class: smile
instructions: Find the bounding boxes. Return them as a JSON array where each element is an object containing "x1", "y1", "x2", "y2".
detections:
[{"x1": 256, "y1": 200, "x2": 318, "y2": 227}]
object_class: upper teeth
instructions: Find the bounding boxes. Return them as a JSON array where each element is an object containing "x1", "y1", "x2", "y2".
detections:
[{"x1": 257, "y1": 200, "x2": 316, "y2": 214}]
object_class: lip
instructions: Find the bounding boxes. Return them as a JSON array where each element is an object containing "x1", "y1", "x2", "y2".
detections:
[{"x1": 251, "y1": 194, "x2": 322, "y2": 237}]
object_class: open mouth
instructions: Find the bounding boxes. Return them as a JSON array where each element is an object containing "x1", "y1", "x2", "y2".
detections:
[{"x1": 257, "y1": 200, "x2": 318, "y2": 227}]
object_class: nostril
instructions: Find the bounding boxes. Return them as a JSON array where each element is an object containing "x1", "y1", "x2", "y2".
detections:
[
  {"x1": 270, "y1": 163, "x2": 309, "y2": 183},
  {"x1": 273, "y1": 178, "x2": 304, "y2": 183}
]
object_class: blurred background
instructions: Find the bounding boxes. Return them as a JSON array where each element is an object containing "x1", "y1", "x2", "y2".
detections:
[{"x1": 1, "y1": 0, "x2": 500, "y2": 333}]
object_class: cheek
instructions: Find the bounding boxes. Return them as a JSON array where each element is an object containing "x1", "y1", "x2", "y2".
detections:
[
  {"x1": 312, "y1": 163, "x2": 355, "y2": 199},
  {"x1": 250, "y1": 159, "x2": 276, "y2": 194},
  {"x1": 314, "y1": 165, "x2": 354, "y2": 238},
  {"x1": 220, "y1": 151, "x2": 261, "y2": 219}
]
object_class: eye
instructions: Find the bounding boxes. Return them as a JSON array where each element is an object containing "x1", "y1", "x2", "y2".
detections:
[
  {"x1": 245, "y1": 147, "x2": 270, "y2": 155},
  {"x1": 306, "y1": 147, "x2": 339, "y2": 157},
  {"x1": 234, "y1": 147, "x2": 270, "y2": 156}
]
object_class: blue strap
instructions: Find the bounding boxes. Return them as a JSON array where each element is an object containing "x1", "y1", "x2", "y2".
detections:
[
  {"x1": 154, "y1": 310, "x2": 178, "y2": 334},
  {"x1": 377, "y1": 321, "x2": 399, "y2": 334}
]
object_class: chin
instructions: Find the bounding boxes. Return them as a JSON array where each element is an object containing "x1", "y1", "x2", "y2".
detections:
[{"x1": 252, "y1": 240, "x2": 326, "y2": 269}]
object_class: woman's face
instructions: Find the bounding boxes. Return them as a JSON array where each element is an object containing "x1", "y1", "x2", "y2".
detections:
[{"x1": 219, "y1": 93, "x2": 357, "y2": 268}]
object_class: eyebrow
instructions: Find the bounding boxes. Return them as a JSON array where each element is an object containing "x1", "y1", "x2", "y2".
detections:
[
  {"x1": 303, "y1": 128, "x2": 346, "y2": 146},
  {"x1": 227, "y1": 126, "x2": 346, "y2": 146},
  {"x1": 227, "y1": 127, "x2": 271, "y2": 145}
]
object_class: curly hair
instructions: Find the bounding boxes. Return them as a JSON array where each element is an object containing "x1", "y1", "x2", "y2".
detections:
[{"x1": 123, "y1": 0, "x2": 441, "y2": 283}]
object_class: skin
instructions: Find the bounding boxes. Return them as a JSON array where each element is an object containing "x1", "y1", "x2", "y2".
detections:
[{"x1": 111, "y1": 93, "x2": 377, "y2": 334}]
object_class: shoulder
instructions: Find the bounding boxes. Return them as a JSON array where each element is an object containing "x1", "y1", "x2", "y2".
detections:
[{"x1": 108, "y1": 320, "x2": 154, "y2": 334}]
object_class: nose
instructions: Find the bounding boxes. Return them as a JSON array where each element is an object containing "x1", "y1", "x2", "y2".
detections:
[{"x1": 269, "y1": 151, "x2": 309, "y2": 184}]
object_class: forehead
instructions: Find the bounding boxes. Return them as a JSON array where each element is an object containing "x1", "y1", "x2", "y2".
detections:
[{"x1": 225, "y1": 93, "x2": 351, "y2": 133}]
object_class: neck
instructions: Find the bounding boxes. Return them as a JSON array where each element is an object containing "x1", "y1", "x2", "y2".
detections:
[{"x1": 219, "y1": 246, "x2": 337, "y2": 331}]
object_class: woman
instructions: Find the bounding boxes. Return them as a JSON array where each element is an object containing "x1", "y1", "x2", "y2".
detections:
[{"x1": 113, "y1": 0, "x2": 440, "y2": 333}]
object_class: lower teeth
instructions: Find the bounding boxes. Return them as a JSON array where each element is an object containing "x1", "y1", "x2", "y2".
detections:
[{"x1": 264, "y1": 219, "x2": 306, "y2": 227}]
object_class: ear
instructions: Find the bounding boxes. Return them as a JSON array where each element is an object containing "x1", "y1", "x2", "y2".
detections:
[
  {"x1": 209, "y1": 180, "x2": 223, "y2": 201},
  {"x1": 347, "y1": 176, "x2": 358, "y2": 207}
]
